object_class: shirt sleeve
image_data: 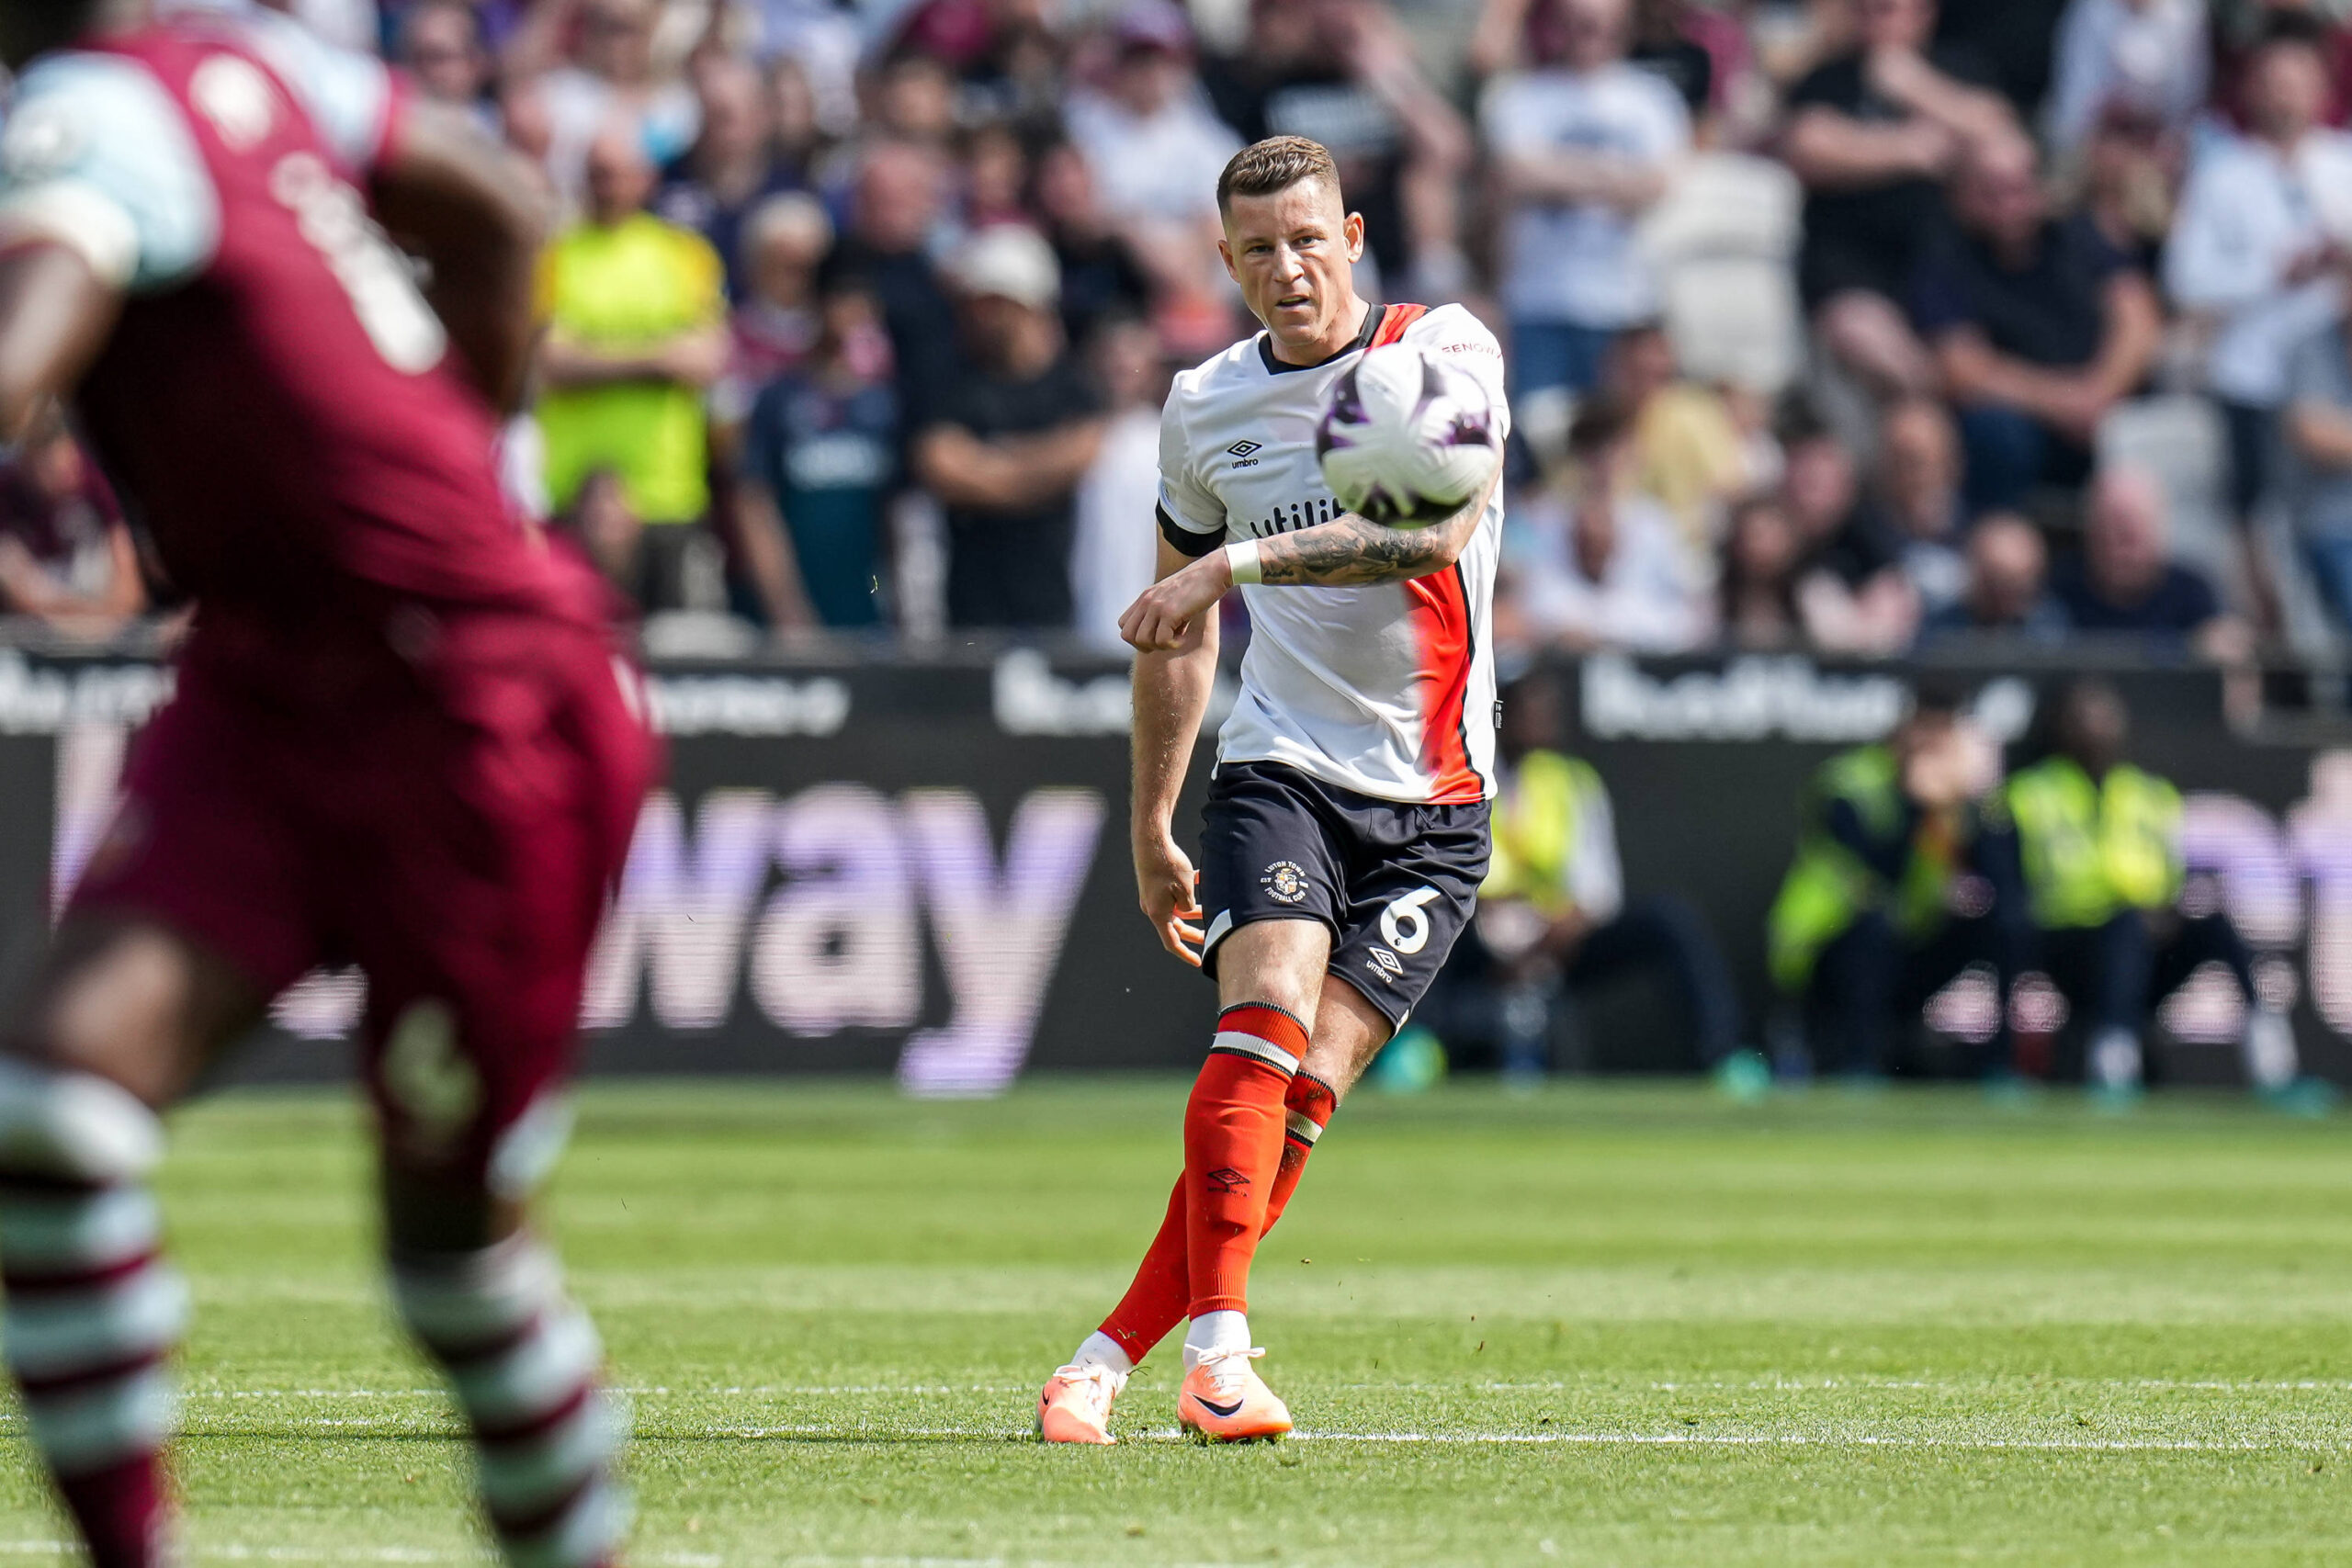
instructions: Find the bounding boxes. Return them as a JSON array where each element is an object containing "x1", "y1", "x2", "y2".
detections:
[
  {"x1": 2163, "y1": 153, "x2": 2273, "y2": 312},
  {"x1": 1410, "y1": 306, "x2": 1513, "y2": 445},
  {"x1": 1476, "y1": 76, "x2": 1544, "y2": 156},
  {"x1": 233, "y1": 6, "x2": 399, "y2": 175},
  {"x1": 1155, "y1": 389, "x2": 1226, "y2": 547},
  {"x1": 0, "y1": 52, "x2": 220, "y2": 293},
  {"x1": 1907, "y1": 231, "x2": 1973, "y2": 338}
]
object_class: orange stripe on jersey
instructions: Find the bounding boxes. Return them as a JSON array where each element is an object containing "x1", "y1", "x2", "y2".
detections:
[
  {"x1": 1370, "y1": 303, "x2": 1429, "y2": 348},
  {"x1": 1406, "y1": 564, "x2": 1484, "y2": 803}
]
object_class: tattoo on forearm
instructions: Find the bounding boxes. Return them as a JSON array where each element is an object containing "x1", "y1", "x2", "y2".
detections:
[{"x1": 1256, "y1": 512, "x2": 1460, "y2": 586}]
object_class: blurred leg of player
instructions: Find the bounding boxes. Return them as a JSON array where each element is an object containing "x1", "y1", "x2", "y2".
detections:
[
  {"x1": 0, "y1": 627, "x2": 652, "y2": 1568},
  {"x1": 0, "y1": 921, "x2": 260, "y2": 1567}
]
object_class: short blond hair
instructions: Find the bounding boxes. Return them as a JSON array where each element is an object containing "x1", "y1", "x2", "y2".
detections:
[{"x1": 1216, "y1": 135, "x2": 1341, "y2": 214}]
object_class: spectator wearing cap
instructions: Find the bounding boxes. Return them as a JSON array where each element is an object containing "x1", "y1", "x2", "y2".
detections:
[
  {"x1": 1479, "y1": 0, "x2": 1690, "y2": 399},
  {"x1": 913, "y1": 229, "x2": 1108, "y2": 630},
  {"x1": 735, "y1": 276, "x2": 901, "y2": 633},
  {"x1": 1501, "y1": 395, "x2": 1709, "y2": 653},
  {"x1": 537, "y1": 124, "x2": 730, "y2": 613},
  {"x1": 1920, "y1": 511, "x2": 2070, "y2": 642},
  {"x1": 1911, "y1": 131, "x2": 2161, "y2": 513},
  {"x1": 2043, "y1": 0, "x2": 2209, "y2": 160},
  {"x1": 2165, "y1": 21, "x2": 2352, "y2": 568},
  {"x1": 1781, "y1": 0, "x2": 2014, "y2": 400},
  {"x1": 1203, "y1": 0, "x2": 1474, "y2": 299},
  {"x1": 2052, "y1": 466, "x2": 2249, "y2": 659},
  {"x1": 653, "y1": 54, "x2": 802, "y2": 304},
  {"x1": 0, "y1": 415, "x2": 146, "y2": 637}
]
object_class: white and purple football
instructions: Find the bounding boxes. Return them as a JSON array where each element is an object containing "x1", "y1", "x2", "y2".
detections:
[{"x1": 1315, "y1": 345, "x2": 1502, "y2": 529}]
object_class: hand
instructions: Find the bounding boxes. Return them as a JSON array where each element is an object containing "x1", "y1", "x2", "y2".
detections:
[
  {"x1": 1864, "y1": 45, "x2": 1933, "y2": 107},
  {"x1": 1118, "y1": 552, "x2": 1232, "y2": 651},
  {"x1": 2040, "y1": 379, "x2": 2116, "y2": 446},
  {"x1": 657, "y1": 330, "x2": 729, "y2": 388},
  {"x1": 1901, "y1": 117, "x2": 1961, "y2": 178},
  {"x1": 1135, "y1": 833, "x2": 1204, "y2": 967}
]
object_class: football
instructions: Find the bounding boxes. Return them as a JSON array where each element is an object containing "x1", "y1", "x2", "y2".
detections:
[{"x1": 1315, "y1": 344, "x2": 1502, "y2": 528}]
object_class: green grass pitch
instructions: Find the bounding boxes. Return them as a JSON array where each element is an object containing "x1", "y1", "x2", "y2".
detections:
[{"x1": 5, "y1": 1079, "x2": 2352, "y2": 1564}]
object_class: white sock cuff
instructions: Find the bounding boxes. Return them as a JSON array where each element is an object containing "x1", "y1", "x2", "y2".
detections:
[
  {"x1": 1184, "y1": 1310, "x2": 1250, "y2": 1358},
  {"x1": 391, "y1": 1233, "x2": 563, "y2": 1349},
  {"x1": 0, "y1": 1059, "x2": 164, "y2": 1183},
  {"x1": 1071, "y1": 1331, "x2": 1134, "y2": 1377}
]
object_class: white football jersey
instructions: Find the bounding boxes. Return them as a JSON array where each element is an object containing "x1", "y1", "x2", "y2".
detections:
[{"x1": 1159, "y1": 301, "x2": 1510, "y2": 805}]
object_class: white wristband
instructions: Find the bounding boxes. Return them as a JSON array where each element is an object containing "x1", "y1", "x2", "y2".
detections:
[{"x1": 1224, "y1": 538, "x2": 1263, "y2": 586}]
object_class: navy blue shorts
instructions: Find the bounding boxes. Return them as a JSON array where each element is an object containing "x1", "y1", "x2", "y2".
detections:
[{"x1": 1197, "y1": 761, "x2": 1491, "y2": 1029}]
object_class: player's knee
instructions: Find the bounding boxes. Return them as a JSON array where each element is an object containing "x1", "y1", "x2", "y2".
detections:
[{"x1": 0, "y1": 1055, "x2": 164, "y2": 1184}]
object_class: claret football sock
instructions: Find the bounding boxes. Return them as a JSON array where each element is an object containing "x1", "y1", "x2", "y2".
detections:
[
  {"x1": 1096, "y1": 1069, "x2": 1340, "y2": 1367},
  {"x1": 1184, "y1": 1003, "x2": 1306, "y2": 1320},
  {"x1": 391, "y1": 1233, "x2": 629, "y2": 1568},
  {"x1": 0, "y1": 1062, "x2": 179, "y2": 1568}
]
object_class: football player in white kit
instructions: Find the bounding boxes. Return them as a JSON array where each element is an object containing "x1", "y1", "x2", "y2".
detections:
[{"x1": 1036, "y1": 136, "x2": 1508, "y2": 1444}]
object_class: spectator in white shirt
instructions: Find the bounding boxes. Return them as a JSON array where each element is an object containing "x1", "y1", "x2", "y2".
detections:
[
  {"x1": 2165, "y1": 19, "x2": 2352, "y2": 547},
  {"x1": 1503, "y1": 396, "x2": 1709, "y2": 652},
  {"x1": 1480, "y1": 0, "x2": 1690, "y2": 398},
  {"x1": 2045, "y1": 0, "x2": 2211, "y2": 159},
  {"x1": 1064, "y1": 3, "x2": 1244, "y2": 313},
  {"x1": 1070, "y1": 317, "x2": 1170, "y2": 651}
]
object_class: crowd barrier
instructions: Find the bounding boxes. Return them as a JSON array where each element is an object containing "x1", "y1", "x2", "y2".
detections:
[{"x1": 3, "y1": 640, "x2": 2350, "y2": 1090}]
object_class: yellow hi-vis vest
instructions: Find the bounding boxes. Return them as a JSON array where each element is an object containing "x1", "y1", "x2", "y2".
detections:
[
  {"x1": 1766, "y1": 745, "x2": 1956, "y2": 994},
  {"x1": 2004, "y1": 756, "x2": 2182, "y2": 931},
  {"x1": 1482, "y1": 750, "x2": 1600, "y2": 919}
]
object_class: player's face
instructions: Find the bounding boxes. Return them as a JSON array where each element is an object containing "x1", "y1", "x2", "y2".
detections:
[{"x1": 1219, "y1": 178, "x2": 1365, "y2": 356}]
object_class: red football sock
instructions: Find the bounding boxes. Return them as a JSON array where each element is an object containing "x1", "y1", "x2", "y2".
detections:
[
  {"x1": 1097, "y1": 1071, "x2": 1340, "y2": 1364},
  {"x1": 1184, "y1": 1003, "x2": 1308, "y2": 1317},
  {"x1": 1262, "y1": 1071, "x2": 1337, "y2": 1231}
]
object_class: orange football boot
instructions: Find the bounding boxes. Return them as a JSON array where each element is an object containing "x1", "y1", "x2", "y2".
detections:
[
  {"x1": 1036, "y1": 1361, "x2": 1126, "y2": 1445},
  {"x1": 1176, "y1": 1346, "x2": 1292, "y2": 1441}
]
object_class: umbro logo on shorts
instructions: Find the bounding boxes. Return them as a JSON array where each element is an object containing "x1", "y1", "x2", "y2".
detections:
[
  {"x1": 1204, "y1": 1166, "x2": 1251, "y2": 1193},
  {"x1": 1366, "y1": 948, "x2": 1405, "y2": 982}
]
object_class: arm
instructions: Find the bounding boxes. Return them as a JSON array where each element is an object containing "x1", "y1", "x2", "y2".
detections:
[
  {"x1": 912, "y1": 419, "x2": 1106, "y2": 511},
  {"x1": 1119, "y1": 469, "x2": 1499, "y2": 651},
  {"x1": 0, "y1": 249, "x2": 119, "y2": 444},
  {"x1": 1865, "y1": 47, "x2": 2015, "y2": 146},
  {"x1": 1781, "y1": 106, "x2": 1954, "y2": 190},
  {"x1": 1131, "y1": 531, "x2": 1221, "y2": 965},
  {"x1": 1934, "y1": 274, "x2": 2160, "y2": 438},
  {"x1": 731, "y1": 478, "x2": 819, "y2": 634},
  {"x1": 2289, "y1": 400, "x2": 2352, "y2": 468},
  {"x1": 537, "y1": 323, "x2": 730, "y2": 391},
  {"x1": 371, "y1": 102, "x2": 553, "y2": 414},
  {"x1": 1495, "y1": 149, "x2": 1670, "y2": 213}
]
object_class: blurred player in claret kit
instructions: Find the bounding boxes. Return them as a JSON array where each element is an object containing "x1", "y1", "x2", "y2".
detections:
[
  {"x1": 0, "y1": 1, "x2": 657, "y2": 1562},
  {"x1": 1035, "y1": 136, "x2": 1509, "y2": 1444}
]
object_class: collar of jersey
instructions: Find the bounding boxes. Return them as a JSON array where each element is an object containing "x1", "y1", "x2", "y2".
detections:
[{"x1": 1258, "y1": 300, "x2": 1386, "y2": 376}]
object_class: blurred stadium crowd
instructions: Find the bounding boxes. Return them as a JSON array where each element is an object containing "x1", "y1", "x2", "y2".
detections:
[{"x1": 4, "y1": 0, "x2": 2352, "y2": 665}]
